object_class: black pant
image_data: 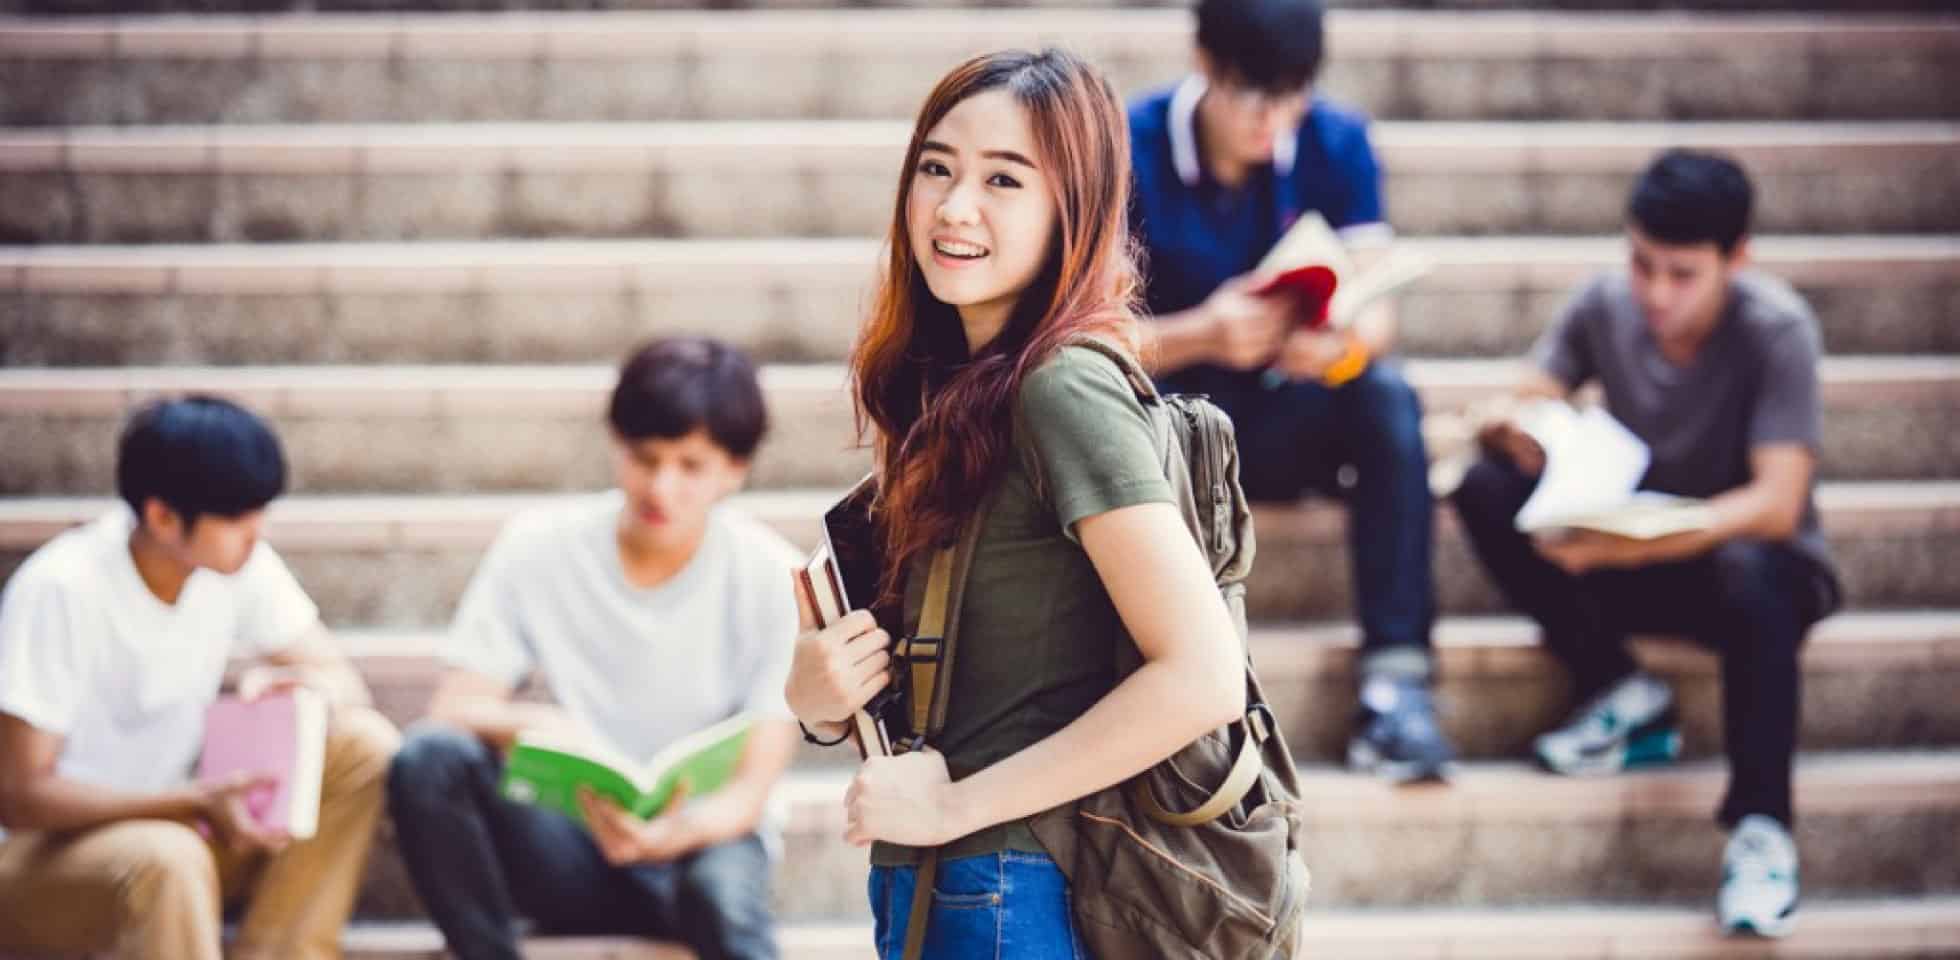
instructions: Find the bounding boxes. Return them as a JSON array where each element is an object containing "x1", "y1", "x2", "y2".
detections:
[
  {"x1": 1452, "y1": 457, "x2": 1840, "y2": 828},
  {"x1": 386, "y1": 724, "x2": 779, "y2": 960}
]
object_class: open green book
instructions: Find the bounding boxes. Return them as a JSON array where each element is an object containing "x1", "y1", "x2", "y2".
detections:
[{"x1": 500, "y1": 713, "x2": 753, "y2": 824}]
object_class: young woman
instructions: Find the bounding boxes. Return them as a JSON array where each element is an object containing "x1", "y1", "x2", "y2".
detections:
[{"x1": 784, "y1": 48, "x2": 1246, "y2": 959}]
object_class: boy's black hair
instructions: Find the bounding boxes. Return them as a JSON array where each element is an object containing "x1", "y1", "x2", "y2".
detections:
[
  {"x1": 116, "y1": 395, "x2": 288, "y2": 531},
  {"x1": 1196, "y1": 0, "x2": 1326, "y2": 92},
  {"x1": 608, "y1": 337, "x2": 768, "y2": 460},
  {"x1": 1627, "y1": 149, "x2": 1755, "y2": 256}
]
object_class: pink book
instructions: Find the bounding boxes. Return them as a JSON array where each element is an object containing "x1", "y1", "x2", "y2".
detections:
[{"x1": 198, "y1": 689, "x2": 329, "y2": 839}]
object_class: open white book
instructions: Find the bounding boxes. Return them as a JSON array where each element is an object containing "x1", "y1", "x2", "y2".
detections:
[{"x1": 1512, "y1": 401, "x2": 1714, "y2": 540}]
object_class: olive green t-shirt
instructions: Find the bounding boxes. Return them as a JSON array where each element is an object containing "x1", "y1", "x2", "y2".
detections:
[{"x1": 871, "y1": 346, "x2": 1174, "y2": 867}]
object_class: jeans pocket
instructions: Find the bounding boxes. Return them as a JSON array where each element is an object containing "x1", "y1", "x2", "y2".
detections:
[{"x1": 923, "y1": 855, "x2": 1005, "y2": 959}]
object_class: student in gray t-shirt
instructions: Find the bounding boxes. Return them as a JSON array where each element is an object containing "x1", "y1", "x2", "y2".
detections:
[
  {"x1": 386, "y1": 338, "x2": 800, "y2": 960},
  {"x1": 1452, "y1": 151, "x2": 1840, "y2": 941}
]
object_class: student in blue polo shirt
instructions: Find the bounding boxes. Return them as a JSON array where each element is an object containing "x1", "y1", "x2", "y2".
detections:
[{"x1": 1129, "y1": 0, "x2": 1455, "y2": 782}]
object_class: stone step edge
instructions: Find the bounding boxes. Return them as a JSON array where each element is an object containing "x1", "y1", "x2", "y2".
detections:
[
  {"x1": 337, "y1": 610, "x2": 1960, "y2": 682},
  {"x1": 0, "y1": 355, "x2": 1952, "y2": 415},
  {"x1": 5, "y1": 10, "x2": 1957, "y2": 62},
  {"x1": 6, "y1": 234, "x2": 1954, "y2": 295},
  {"x1": 338, "y1": 897, "x2": 1960, "y2": 959},
  {"x1": 768, "y1": 750, "x2": 1960, "y2": 829},
  {"x1": 3, "y1": 482, "x2": 1956, "y2": 551},
  {"x1": 2, "y1": 121, "x2": 1954, "y2": 175}
]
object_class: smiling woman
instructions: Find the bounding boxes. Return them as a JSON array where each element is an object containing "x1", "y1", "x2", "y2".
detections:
[{"x1": 783, "y1": 48, "x2": 1253, "y2": 960}]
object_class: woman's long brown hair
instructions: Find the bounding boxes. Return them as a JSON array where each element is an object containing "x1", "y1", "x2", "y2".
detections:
[{"x1": 849, "y1": 48, "x2": 1143, "y2": 596}]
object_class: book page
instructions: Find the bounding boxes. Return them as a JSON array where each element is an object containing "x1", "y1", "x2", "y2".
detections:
[
  {"x1": 1548, "y1": 491, "x2": 1715, "y2": 540},
  {"x1": 286, "y1": 689, "x2": 328, "y2": 839},
  {"x1": 1513, "y1": 402, "x2": 1652, "y2": 533},
  {"x1": 637, "y1": 713, "x2": 755, "y2": 819},
  {"x1": 1257, "y1": 212, "x2": 1352, "y2": 279}
]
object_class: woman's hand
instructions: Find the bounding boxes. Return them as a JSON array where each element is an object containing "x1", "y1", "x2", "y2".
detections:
[
  {"x1": 843, "y1": 750, "x2": 968, "y2": 848},
  {"x1": 784, "y1": 573, "x2": 893, "y2": 725}
]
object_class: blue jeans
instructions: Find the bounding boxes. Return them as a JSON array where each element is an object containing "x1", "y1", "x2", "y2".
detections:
[
  {"x1": 386, "y1": 723, "x2": 777, "y2": 960},
  {"x1": 869, "y1": 852, "x2": 1090, "y2": 960}
]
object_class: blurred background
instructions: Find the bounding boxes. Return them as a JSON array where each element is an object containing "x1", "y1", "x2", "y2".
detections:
[{"x1": 0, "y1": 0, "x2": 1956, "y2": 955}]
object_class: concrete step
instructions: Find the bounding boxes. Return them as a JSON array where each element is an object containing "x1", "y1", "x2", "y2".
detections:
[
  {"x1": 3, "y1": 0, "x2": 1951, "y2": 14},
  {"x1": 2, "y1": 358, "x2": 1952, "y2": 496},
  {"x1": 345, "y1": 750, "x2": 1960, "y2": 920},
  {"x1": 1, "y1": 482, "x2": 1955, "y2": 624},
  {"x1": 346, "y1": 612, "x2": 1960, "y2": 765},
  {"x1": 338, "y1": 898, "x2": 1960, "y2": 960},
  {"x1": 4, "y1": 12, "x2": 1954, "y2": 125},
  {"x1": 3, "y1": 122, "x2": 1953, "y2": 243},
  {"x1": 6, "y1": 235, "x2": 1955, "y2": 365}
]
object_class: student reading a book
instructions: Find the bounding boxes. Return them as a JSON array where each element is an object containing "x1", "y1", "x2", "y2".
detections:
[
  {"x1": 0, "y1": 396, "x2": 400, "y2": 960},
  {"x1": 386, "y1": 337, "x2": 802, "y2": 960},
  {"x1": 783, "y1": 49, "x2": 1248, "y2": 959},
  {"x1": 1120, "y1": 0, "x2": 1454, "y2": 783},
  {"x1": 1452, "y1": 150, "x2": 1840, "y2": 939}
]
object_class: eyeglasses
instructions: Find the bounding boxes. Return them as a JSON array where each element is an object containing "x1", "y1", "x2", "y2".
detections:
[{"x1": 1210, "y1": 78, "x2": 1309, "y2": 116}]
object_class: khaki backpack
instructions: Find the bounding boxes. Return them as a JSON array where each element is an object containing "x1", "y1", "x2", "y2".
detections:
[{"x1": 893, "y1": 338, "x2": 1312, "y2": 960}]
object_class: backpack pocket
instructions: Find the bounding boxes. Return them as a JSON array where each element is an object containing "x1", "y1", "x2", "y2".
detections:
[{"x1": 1031, "y1": 779, "x2": 1308, "y2": 960}]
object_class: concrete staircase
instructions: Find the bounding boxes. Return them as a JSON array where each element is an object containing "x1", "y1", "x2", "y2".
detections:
[{"x1": 3, "y1": 1, "x2": 1957, "y2": 957}]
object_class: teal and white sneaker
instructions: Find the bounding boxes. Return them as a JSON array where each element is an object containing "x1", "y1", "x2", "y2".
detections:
[
  {"x1": 1719, "y1": 815, "x2": 1800, "y2": 938},
  {"x1": 1533, "y1": 672, "x2": 1680, "y2": 777}
]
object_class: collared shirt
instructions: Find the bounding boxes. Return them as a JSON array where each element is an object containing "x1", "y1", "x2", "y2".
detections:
[{"x1": 1129, "y1": 76, "x2": 1391, "y2": 398}]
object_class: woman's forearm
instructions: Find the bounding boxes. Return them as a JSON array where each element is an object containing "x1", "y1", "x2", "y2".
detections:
[{"x1": 942, "y1": 653, "x2": 1242, "y2": 838}]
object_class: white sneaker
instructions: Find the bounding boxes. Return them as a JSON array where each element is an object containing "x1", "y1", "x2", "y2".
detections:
[
  {"x1": 1533, "y1": 672, "x2": 1680, "y2": 777},
  {"x1": 1719, "y1": 814, "x2": 1800, "y2": 939}
]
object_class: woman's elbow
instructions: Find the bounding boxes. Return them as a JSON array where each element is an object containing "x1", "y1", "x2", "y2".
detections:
[{"x1": 1191, "y1": 653, "x2": 1246, "y2": 732}]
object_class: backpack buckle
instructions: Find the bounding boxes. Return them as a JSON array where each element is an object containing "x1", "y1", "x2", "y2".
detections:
[
  {"x1": 896, "y1": 634, "x2": 944, "y2": 742},
  {"x1": 1246, "y1": 702, "x2": 1277, "y2": 743}
]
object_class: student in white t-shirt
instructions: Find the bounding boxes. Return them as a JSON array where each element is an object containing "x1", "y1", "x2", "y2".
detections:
[
  {"x1": 387, "y1": 338, "x2": 802, "y2": 960},
  {"x1": 0, "y1": 396, "x2": 400, "y2": 960}
]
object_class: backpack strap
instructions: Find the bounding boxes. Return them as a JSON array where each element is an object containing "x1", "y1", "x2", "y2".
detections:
[
  {"x1": 899, "y1": 506, "x2": 987, "y2": 960},
  {"x1": 1063, "y1": 338, "x2": 1273, "y2": 830},
  {"x1": 1132, "y1": 700, "x2": 1275, "y2": 827},
  {"x1": 1063, "y1": 335, "x2": 1160, "y2": 404}
]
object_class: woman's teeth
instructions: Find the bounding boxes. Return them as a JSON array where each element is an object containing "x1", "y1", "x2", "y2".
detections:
[{"x1": 934, "y1": 240, "x2": 988, "y2": 260}]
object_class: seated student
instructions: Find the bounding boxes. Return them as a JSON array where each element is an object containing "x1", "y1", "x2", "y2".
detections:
[
  {"x1": 1453, "y1": 150, "x2": 1839, "y2": 939},
  {"x1": 1127, "y1": 0, "x2": 1454, "y2": 781},
  {"x1": 0, "y1": 396, "x2": 400, "y2": 960},
  {"x1": 387, "y1": 337, "x2": 802, "y2": 960}
]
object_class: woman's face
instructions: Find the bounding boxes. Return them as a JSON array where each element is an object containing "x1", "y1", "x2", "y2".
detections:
[{"x1": 906, "y1": 89, "x2": 1060, "y2": 343}]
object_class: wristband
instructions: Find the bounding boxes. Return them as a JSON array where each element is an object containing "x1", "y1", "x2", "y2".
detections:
[
  {"x1": 799, "y1": 720, "x2": 851, "y2": 747},
  {"x1": 1322, "y1": 337, "x2": 1372, "y2": 387}
]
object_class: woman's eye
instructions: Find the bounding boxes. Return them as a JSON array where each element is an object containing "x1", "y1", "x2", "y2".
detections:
[
  {"x1": 918, "y1": 160, "x2": 951, "y2": 177},
  {"x1": 988, "y1": 173, "x2": 1022, "y2": 189}
]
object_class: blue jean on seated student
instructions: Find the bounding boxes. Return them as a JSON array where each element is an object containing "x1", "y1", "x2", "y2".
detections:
[
  {"x1": 869, "y1": 851, "x2": 1090, "y2": 960},
  {"x1": 386, "y1": 723, "x2": 777, "y2": 960},
  {"x1": 1173, "y1": 360, "x2": 1436, "y2": 662}
]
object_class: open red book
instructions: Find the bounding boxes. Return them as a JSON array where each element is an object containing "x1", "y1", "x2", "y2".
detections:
[{"x1": 1252, "y1": 213, "x2": 1431, "y2": 334}]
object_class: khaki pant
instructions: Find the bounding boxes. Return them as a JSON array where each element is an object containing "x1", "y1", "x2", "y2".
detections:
[{"x1": 0, "y1": 706, "x2": 400, "y2": 960}]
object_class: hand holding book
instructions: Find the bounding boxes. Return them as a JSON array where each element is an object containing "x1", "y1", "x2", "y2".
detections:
[
  {"x1": 577, "y1": 780, "x2": 698, "y2": 866},
  {"x1": 1250, "y1": 213, "x2": 1431, "y2": 388}
]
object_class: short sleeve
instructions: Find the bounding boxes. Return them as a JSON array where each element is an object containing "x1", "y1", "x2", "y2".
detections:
[
  {"x1": 1532, "y1": 277, "x2": 1604, "y2": 390},
  {"x1": 1749, "y1": 316, "x2": 1824, "y2": 451},
  {"x1": 1325, "y1": 118, "x2": 1388, "y2": 239},
  {"x1": 441, "y1": 521, "x2": 538, "y2": 689},
  {"x1": 232, "y1": 541, "x2": 321, "y2": 656},
  {"x1": 0, "y1": 574, "x2": 89, "y2": 735},
  {"x1": 1015, "y1": 348, "x2": 1175, "y2": 540}
]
